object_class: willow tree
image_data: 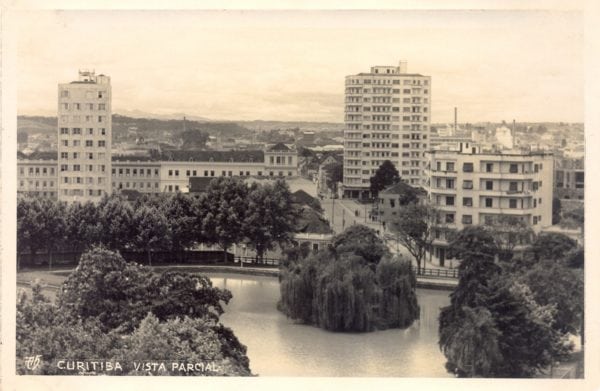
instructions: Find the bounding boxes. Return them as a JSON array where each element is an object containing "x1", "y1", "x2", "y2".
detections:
[{"x1": 279, "y1": 225, "x2": 419, "y2": 332}]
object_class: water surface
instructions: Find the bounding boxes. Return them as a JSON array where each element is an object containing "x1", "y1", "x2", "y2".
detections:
[{"x1": 208, "y1": 273, "x2": 451, "y2": 377}]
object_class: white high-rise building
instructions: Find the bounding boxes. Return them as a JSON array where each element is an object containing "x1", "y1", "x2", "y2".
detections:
[
  {"x1": 57, "y1": 70, "x2": 112, "y2": 203},
  {"x1": 342, "y1": 61, "x2": 431, "y2": 199}
]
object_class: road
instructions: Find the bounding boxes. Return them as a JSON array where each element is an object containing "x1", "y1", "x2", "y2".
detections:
[{"x1": 320, "y1": 197, "x2": 457, "y2": 270}]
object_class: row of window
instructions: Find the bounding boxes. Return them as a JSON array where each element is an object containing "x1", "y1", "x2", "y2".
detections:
[
  {"x1": 346, "y1": 97, "x2": 429, "y2": 104},
  {"x1": 20, "y1": 167, "x2": 56, "y2": 176},
  {"x1": 433, "y1": 161, "x2": 544, "y2": 174},
  {"x1": 60, "y1": 189, "x2": 104, "y2": 197},
  {"x1": 62, "y1": 177, "x2": 105, "y2": 185},
  {"x1": 269, "y1": 156, "x2": 294, "y2": 165},
  {"x1": 19, "y1": 180, "x2": 55, "y2": 188},
  {"x1": 347, "y1": 78, "x2": 429, "y2": 86},
  {"x1": 60, "y1": 127, "x2": 107, "y2": 136},
  {"x1": 114, "y1": 182, "x2": 159, "y2": 190},
  {"x1": 60, "y1": 152, "x2": 106, "y2": 159},
  {"x1": 434, "y1": 178, "x2": 540, "y2": 192},
  {"x1": 60, "y1": 103, "x2": 106, "y2": 111},
  {"x1": 346, "y1": 88, "x2": 430, "y2": 95},
  {"x1": 436, "y1": 213, "x2": 542, "y2": 226},
  {"x1": 60, "y1": 90, "x2": 106, "y2": 99},
  {"x1": 61, "y1": 140, "x2": 107, "y2": 148},
  {"x1": 439, "y1": 195, "x2": 542, "y2": 208},
  {"x1": 59, "y1": 115, "x2": 106, "y2": 123},
  {"x1": 60, "y1": 164, "x2": 107, "y2": 172}
]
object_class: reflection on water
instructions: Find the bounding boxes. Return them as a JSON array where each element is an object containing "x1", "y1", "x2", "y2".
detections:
[{"x1": 209, "y1": 273, "x2": 451, "y2": 377}]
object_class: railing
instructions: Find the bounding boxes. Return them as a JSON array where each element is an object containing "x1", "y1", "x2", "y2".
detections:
[
  {"x1": 417, "y1": 267, "x2": 458, "y2": 279},
  {"x1": 234, "y1": 256, "x2": 280, "y2": 267}
]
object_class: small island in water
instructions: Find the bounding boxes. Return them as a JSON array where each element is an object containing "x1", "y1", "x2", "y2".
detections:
[{"x1": 278, "y1": 225, "x2": 419, "y2": 332}]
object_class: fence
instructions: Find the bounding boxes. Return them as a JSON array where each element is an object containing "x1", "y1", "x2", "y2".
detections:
[
  {"x1": 417, "y1": 267, "x2": 459, "y2": 279},
  {"x1": 234, "y1": 256, "x2": 280, "y2": 267},
  {"x1": 17, "y1": 250, "x2": 235, "y2": 269}
]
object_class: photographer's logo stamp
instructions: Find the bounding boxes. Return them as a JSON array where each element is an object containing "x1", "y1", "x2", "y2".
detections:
[{"x1": 24, "y1": 355, "x2": 42, "y2": 371}]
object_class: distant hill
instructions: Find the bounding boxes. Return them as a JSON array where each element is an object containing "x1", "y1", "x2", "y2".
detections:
[{"x1": 239, "y1": 120, "x2": 344, "y2": 132}]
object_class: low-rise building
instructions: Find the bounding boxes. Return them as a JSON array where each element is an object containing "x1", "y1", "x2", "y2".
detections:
[
  {"x1": 554, "y1": 157, "x2": 584, "y2": 200},
  {"x1": 17, "y1": 152, "x2": 59, "y2": 199},
  {"x1": 377, "y1": 182, "x2": 427, "y2": 228},
  {"x1": 17, "y1": 143, "x2": 299, "y2": 198},
  {"x1": 424, "y1": 146, "x2": 554, "y2": 265}
]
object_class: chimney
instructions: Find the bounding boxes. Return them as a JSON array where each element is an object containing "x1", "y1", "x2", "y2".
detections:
[
  {"x1": 454, "y1": 107, "x2": 458, "y2": 134},
  {"x1": 398, "y1": 60, "x2": 407, "y2": 74}
]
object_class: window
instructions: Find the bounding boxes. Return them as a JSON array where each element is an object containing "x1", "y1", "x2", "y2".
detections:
[
  {"x1": 61, "y1": 90, "x2": 69, "y2": 98},
  {"x1": 446, "y1": 179, "x2": 454, "y2": 189},
  {"x1": 88, "y1": 128, "x2": 94, "y2": 135},
  {"x1": 508, "y1": 182, "x2": 518, "y2": 192},
  {"x1": 446, "y1": 196, "x2": 455, "y2": 206},
  {"x1": 509, "y1": 199, "x2": 518, "y2": 209},
  {"x1": 87, "y1": 165, "x2": 93, "y2": 172},
  {"x1": 390, "y1": 199, "x2": 396, "y2": 208},
  {"x1": 533, "y1": 182, "x2": 539, "y2": 191},
  {"x1": 509, "y1": 164, "x2": 518, "y2": 173},
  {"x1": 533, "y1": 216, "x2": 538, "y2": 225},
  {"x1": 463, "y1": 180, "x2": 473, "y2": 190},
  {"x1": 72, "y1": 128, "x2": 81, "y2": 135},
  {"x1": 60, "y1": 127, "x2": 69, "y2": 135},
  {"x1": 60, "y1": 164, "x2": 68, "y2": 172},
  {"x1": 73, "y1": 164, "x2": 81, "y2": 172},
  {"x1": 98, "y1": 116, "x2": 103, "y2": 123},
  {"x1": 486, "y1": 163, "x2": 493, "y2": 173},
  {"x1": 485, "y1": 181, "x2": 493, "y2": 190},
  {"x1": 62, "y1": 140, "x2": 69, "y2": 147},
  {"x1": 462, "y1": 215, "x2": 473, "y2": 225},
  {"x1": 101, "y1": 128, "x2": 106, "y2": 135},
  {"x1": 186, "y1": 170, "x2": 191, "y2": 177},
  {"x1": 445, "y1": 213, "x2": 455, "y2": 224},
  {"x1": 86, "y1": 140, "x2": 93, "y2": 147},
  {"x1": 463, "y1": 162, "x2": 473, "y2": 172},
  {"x1": 98, "y1": 91, "x2": 105, "y2": 99},
  {"x1": 446, "y1": 162, "x2": 455, "y2": 172},
  {"x1": 61, "y1": 152, "x2": 68, "y2": 159},
  {"x1": 73, "y1": 140, "x2": 80, "y2": 147},
  {"x1": 98, "y1": 103, "x2": 106, "y2": 110},
  {"x1": 155, "y1": 169, "x2": 159, "y2": 176},
  {"x1": 98, "y1": 140, "x2": 106, "y2": 147},
  {"x1": 534, "y1": 199, "x2": 537, "y2": 207},
  {"x1": 485, "y1": 198, "x2": 493, "y2": 208},
  {"x1": 168, "y1": 170, "x2": 173, "y2": 177},
  {"x1": 175, "y1": 170, "x2": 179, "y2": 177}
]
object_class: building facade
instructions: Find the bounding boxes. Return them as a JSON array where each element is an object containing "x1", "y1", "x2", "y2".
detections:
[
  {"x1": 554, "y1": 157, "x2": 584, "y2": 200},
  {"x1": 343, "y1": 60, "x2": 432, "y2": 199},
  {"x1": 19, "y1": 145, "x2": 299, "y2": 198},
  {"x1": 424, "y1": 147, "x2": 554, "y2": 265},
  {"x1": 57, "y1": 70, "x2": 112, "y2": 203}
]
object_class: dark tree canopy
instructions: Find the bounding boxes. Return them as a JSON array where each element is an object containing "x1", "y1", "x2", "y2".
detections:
[
  {"x1": 531, "y1": 232, "x2": 578, "y2": 262},
  {"x1": 331, "y1": 225, "x2": 389, "y2": 266},
  {"x1": 369, "y1": 160, "x2": 400, "y2": 198},
  {"x1": 20, "y1": 247, "x2": 252, "y2": 375},
  {"x1": 279, "y1": 226, "x2": 418, "y2": 332}
]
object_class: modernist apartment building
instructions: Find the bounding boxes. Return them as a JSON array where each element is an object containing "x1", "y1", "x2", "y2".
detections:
[
  {"x1": 554, "y1": 157, "x2": 584, "y2": 201},
  {"x1": 342, "y1": 60, "x2": 432, "y2": 198},
  {"x1": 424, "y1": 146, "x2": 554, "y2": 265},
  {"x1": 57, "y1": 70, "x2": 112, "y2": 203},
  {"x1": 18, "y1": 144, "x2": 299, "y2": 198}
]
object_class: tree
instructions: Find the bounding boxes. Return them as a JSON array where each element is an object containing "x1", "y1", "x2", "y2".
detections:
[
  {"x1": 483, "y1": 215, "x2": 534, "y2": 262},
  {"x1": 117, "y1": 313, "x2": 251, "y2": 376},
  {"x1": 331, "y1": 225, "x2": 389, "y2": 266},
  {"x1": 323, "y1": 162, "x2": 343, "y2": 193},
  {"x1": 131, "y1": 205, "x2": 171, "y2": 265},
  {"x1": 199, "y1": 178, "x2": 249, "y2": 262},
  {"x1": 440, "y1": 227, "x2": 573, "y2": 377},
  {"x1": 369, "y1": 160, "x2": 400, "y2": 198},
  {"x1": 530, "y1": 232, "x2": 578, "y2": 262},
  {"x1": 440, "y1": 306, "x2": 502, "y2": 377},
  {"x1": 244, "y1": 180, "x2": 297, "y2": 261},
  {"x1": 37, "y1": 198, "x2": 68, "y2": 269},
  {"x1": 552, "y1": 197, "x2": 562, "y2": 225},
  {"x1": 57, "y1": 246, "x2": 155, "y2": 332},
  {"x1": 390, "y1": 203, "x2": 440, "y2": 273},
  {"x1": 98, "y1": 194, "x2": 134, "y2": 251},
  {"x1": 17, "y1": 198, "x2": 44, "y2": 265},
  {"x1": 518, "y1": 259, "x2": 584, "y2": 335},
  {"x1": 65, "y1": 201, "x2": 102, "y2": 253},
  {"x1": 161, "y1": 192, "x2": 199, "y2": 262}
]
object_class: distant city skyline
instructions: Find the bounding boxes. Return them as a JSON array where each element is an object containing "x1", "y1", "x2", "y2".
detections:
[{"x1": 16, "y1": 10, "x2": 583, "y2": 123}]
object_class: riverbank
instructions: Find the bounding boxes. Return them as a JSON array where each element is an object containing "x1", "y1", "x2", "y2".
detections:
[{"x1": 18, "y1": 264, "x2": 457, "y2": 292}]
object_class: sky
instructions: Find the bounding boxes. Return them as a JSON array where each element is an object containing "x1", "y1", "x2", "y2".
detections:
[{"x1": 15, "y1": 9, "x2": 584, "y2": 123}]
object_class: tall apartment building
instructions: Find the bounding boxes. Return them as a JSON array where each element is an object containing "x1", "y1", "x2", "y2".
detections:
[
  {"x1": 343, "y1": 61, "x2": 431, "y2": 199},
  {"x1": 57, "y1": 70, "x2": 112, "y2": 203},
  {"x1": 424, "y1": 146, "x2": 554, "y2": 265}
]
